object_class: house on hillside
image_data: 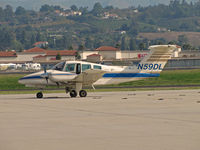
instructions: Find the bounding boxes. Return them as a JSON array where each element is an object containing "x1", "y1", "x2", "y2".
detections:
[
  {"x1": 55, "y1": 10, "x2": 82, "y2": 17},
  {"x1": 33, "y1": 41, "x2": 48, "y2": 48},
  {"x1": 103, "y1": 12, "x2": 119, "y2": 19}
]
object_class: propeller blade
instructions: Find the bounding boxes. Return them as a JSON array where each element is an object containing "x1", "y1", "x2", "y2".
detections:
[
  {"x1": 41, "y1": 66, "x2": 50, "y2": 85},
  {"x1": 44, "y1": 66, "x2": 47, "y2": 74},
  {"x1": 45, "y1": 77, "x2": 48, "y2": 84}
]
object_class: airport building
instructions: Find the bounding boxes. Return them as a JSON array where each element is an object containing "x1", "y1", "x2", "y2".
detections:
[
  {"x1": 0, "y1": 47, "x2": 77, "y2": 63},
  {"x1": 81, "y1": 45, "x2": 181, "y2": 62},
  {"x1": 2, "y1": 45, "x2": 200, "y2": 70}
]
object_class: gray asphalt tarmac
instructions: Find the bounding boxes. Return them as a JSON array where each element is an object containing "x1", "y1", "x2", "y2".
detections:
[{"x1": 0, "y1": 90, "x2": 200, "y2": 150}]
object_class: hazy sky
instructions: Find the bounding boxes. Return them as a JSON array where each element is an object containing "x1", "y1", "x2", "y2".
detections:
[{"x1": 0, "y1": 0, "x2": 198, "y2": 10}]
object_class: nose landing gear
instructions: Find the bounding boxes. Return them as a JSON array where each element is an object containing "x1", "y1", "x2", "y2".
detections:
[{"x1": 36, "y1": 92, "x2": 43, "y2": 99}]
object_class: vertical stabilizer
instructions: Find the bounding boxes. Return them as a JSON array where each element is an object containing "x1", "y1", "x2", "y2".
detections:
[{"x1": 136, "y1": 45, "x2": 177, "y2": 73}]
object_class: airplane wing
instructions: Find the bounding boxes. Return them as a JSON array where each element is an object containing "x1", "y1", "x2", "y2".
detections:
[{"x1": 72, "y1": 69, "x2": 107, "y2": 85}]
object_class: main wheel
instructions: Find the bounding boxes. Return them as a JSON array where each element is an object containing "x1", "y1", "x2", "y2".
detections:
[
  {"x1": 79, "y1": 90, "x2": 87, "y2": 97},
  {"x1": 36, "y1": 92, "x2": 43, "y2": 99},
  {"x1": 70, "y1": 90, "x2": 77, "y2": 98}
]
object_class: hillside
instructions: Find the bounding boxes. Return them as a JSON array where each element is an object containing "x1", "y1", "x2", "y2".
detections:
[
  {"x1": 139, "y1": 32, "x2": 200, "y2": 47},
  {"x1": 1, "y1": 1, "x2": 200, "y2": 51}
]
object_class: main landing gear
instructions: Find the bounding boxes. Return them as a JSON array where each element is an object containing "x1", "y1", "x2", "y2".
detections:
[
  {"x1": 69, "y1": 89, "x2": 87, "y2": 98},
  {"x1": 66, "y1": 83, "x2": 87, "y2": 98}
]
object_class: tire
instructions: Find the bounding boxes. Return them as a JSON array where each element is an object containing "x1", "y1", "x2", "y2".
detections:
[
  {"x1": 36, "y1": 92, "x2": 43, "y2": 99},
  {"x1": 70, "y1": 90, "x2": 77, "y2": 98},
  {"x1": 79, "y1": 90, "x2": 87, "y2": 97}
]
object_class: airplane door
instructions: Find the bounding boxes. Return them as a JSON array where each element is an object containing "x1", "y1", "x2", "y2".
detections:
[{"x1": 76, "y1": 63, "x2": 81, "y2": 74}]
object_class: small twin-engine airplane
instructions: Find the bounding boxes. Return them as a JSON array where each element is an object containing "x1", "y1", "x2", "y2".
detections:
[{"x1": 19, "y1": 45, "x2": 177, "y2": 98}]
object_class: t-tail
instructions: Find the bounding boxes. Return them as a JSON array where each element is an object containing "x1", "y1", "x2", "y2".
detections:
[{"x1": 136, "y1": 45, "x2": 177, "y2": 74}]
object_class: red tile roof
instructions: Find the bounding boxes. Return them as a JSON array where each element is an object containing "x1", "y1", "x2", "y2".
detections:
[
  {"x1": 24, "y1": 48, "x2": 77, "y2": 56},
  {"x1": 24, "y1": 47, "x2": 46, "y2": 53},
  {"x1": 96, "y1": 46, "x2": 119, "y2": 51},
  {"x1": 0, "y1": 51, "x2": 17, "y2": 57},
  {"x1": 33, "y1": 41, "x2": 48, "y2": 46},
  {"x1": 45, "y1": 50, "x2": 77, "y2": 56}
]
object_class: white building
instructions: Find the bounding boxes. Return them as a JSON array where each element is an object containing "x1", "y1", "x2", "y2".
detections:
[
  {"x1": 19, "y1": 47, "x2": 77, "y2": 62},
  {"x1": 0, "y1": 51, "x2": 17, "y2": 62}
]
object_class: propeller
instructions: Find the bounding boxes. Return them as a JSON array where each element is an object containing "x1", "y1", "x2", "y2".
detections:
[
  {"x1": 44, "y1": 66, "x2": 48, "y2": 84},
  {"x1": 41, "y1": 66, "x2": 50, "y2": 85}
]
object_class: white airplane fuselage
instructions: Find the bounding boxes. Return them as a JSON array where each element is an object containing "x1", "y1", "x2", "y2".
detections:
[{"x1": 19, "y1": 61, "x2": 156, "y2": 87}]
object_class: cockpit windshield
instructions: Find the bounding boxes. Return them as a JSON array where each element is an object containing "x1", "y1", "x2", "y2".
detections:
[{"x1": 51, "y1": 62, "x2": 65, "y2": 71}]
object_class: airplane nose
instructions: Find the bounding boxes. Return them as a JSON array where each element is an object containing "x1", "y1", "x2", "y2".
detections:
[{"x1": 18, "y1": 78, "x2": 26, "y2": 84}]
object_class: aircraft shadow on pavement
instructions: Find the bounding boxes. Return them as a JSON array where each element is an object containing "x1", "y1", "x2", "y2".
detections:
[{"x1": 18, "y1": 96, "x2": 102, "y2": 100}]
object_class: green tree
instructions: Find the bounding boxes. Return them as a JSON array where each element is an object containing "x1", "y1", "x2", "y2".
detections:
[
  {"x1": 56, "y1": 53, "x2": 61, "y2": 60},
  {"x1": 79, "y1": 7, "x2": 88, "y2": 15},
  {"x1": 91, "y1": 2, "x2": 103, "y2": 16},
  {"x1": 85, "y1": 37, "x2": 93, "y2": 49},
  {"x1": 68, "y1": 46, "x2": 73, "y2": 50},
  {"x1": 129, "y1": 38, "x2": 137, "y2": 50},
  {"x1": 71, "y1": 5, "x2": 78, "y2": 11},
  {"x1": 12, "y1": 40, "x2": 24, "y2": 52},
  {"x1": 15, "y1": 6, "x2": 26, "y2": 15},
  {"x1": 0, "y1": 7, "x2": 4, "y2": 22},
  {"x1": 0, "y1": 27, "x2": 15, "y2": 50},
  {"x1": 30, "y1": 34, "x2": 36, "y2": 46},
  {"x1": 36, "y1": 32, "x2": 42, "y2": 42},
  {"x1": 78, "y1": 45, "x2": 84, "y2": 51},
  {"x1": 139, "y1": 43, "x2": 146, "y2": 50},
  {"x1": 121, "y1": 36, "x2": 128, "y2": 50},
  {"x1": 4, "y1": 5, "x2": 14, "y2": 22},
  {"x1": 115, "y1": 43, "x2": 121, "y2": 49},
  {"x1": 183, "y1": 43, "x2": 192, "y2": 50},
  {"x1": 75, "y1": 51, "x2": 81, "y2": 60},
  {"x1": 178, "y1": 34, "x2": 188, "y2": 45},
  {"x1": 40, "y1": 4, "x2": 54, "y2": 12}
]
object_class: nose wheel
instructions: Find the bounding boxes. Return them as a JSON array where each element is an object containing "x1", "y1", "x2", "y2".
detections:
[{"x1": 36, "y1": 92, "x2": 43, "y2": 99}]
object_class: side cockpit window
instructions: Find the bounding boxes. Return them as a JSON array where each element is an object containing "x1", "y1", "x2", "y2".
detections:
[
  {"x1": 65, "y1": 64, "x2": 76, "y2": 72},
  {"x1": 82, "y1": 64, "x2": 91, "y2": 71},
  {"x1": 94, "y1": 65, "x2": 102, "y2": 70}
]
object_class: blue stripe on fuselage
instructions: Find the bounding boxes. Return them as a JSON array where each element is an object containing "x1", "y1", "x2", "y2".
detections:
[
  {"x1": 19, "y1": 75, "x2": 42, "y2": 80},
  {"x1": 19, "y1": 73, "x2": 76, "y2": 80},
  {"x1": 19, "y1": 73, "x2": 160, "y2": 80},
  {"x1": 102, "y1": 73, "x2": 160, "y2": 78}
]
